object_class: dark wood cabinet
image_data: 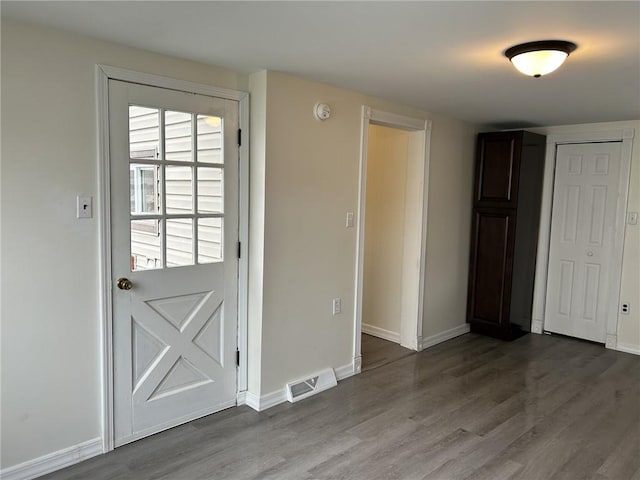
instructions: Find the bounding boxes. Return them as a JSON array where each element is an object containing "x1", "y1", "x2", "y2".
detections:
[{"x1": 467, "y1": 131, "x2": 546, "y2": 340}]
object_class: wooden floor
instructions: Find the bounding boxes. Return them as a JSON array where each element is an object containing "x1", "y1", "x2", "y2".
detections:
[
  {"x1": 43, "y1": 333, "x2": 640, "y2": 480},
  {"x1": 361, "y1": 333, "x2": 414, "y2": 371}
]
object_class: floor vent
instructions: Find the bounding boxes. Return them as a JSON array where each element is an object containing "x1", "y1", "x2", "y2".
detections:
[{"x1": 286, "y1": 368, "x2": 337, "y2": 403}]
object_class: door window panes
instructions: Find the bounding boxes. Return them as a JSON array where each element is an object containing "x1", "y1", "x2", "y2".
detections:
[
  {"x1": 131, "y1": 220, "x2": 162, "y2": 271},
  {"x1": 197, "y1": 115, "x2": 223, "y2": 164},
  {"x1": 166, "y1": 219, "x2": 193, "y2": 267},
  {"x1": 165, "y1": 165, "x2": 193, "y2": 214},
  {"x1": 128, "y1": 105, "x2": 226, "y2": 270},
  {"x1": 198, "y1": 218, "x2": 223, "y2": 263},
  {"x1": 129, "y1": 106, "x2": 160, "y2": 159},
  {"x1": 130, "y1": 164, "x2": 158, "y2": 215},
  {"x1": 197, "y1": 167, "x2": 224, "y2": 214},
  {"x1": 165, "y1": 111, "x2": 192, "y2": 162}
]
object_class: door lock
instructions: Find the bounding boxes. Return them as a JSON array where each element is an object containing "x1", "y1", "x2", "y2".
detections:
[{"x1": 116, "y1": 277, "x2": 133, "y2": 290}]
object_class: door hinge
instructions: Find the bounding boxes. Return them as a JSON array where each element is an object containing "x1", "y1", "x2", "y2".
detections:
[
  {"x1": 237, "y1": 129, "x2": 242, "y2": 146},
  {"x1": 237, "y1": 241, "x2": 241, "y2": 259},
  {"x1": 236, "y1": 350, "x2": 240, "y2": 367}
]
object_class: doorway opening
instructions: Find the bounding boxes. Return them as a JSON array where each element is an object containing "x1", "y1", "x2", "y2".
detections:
[{"x1": 353, "y1": 108, "x2": 431, "y2": 373}]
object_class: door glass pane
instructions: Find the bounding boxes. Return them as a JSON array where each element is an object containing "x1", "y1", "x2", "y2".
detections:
[
  {"x1": 197, "y1": 167, "x2": 224, "y2": 214},
  {"x1": 165, "y1": 165, "x2": 193, "y2": 214},
  {"x1": 166, "y1": 218, "x2": 193, "y2": 267},
  {"x1": 131, "y1": 220, "x2": 162, "y2": 271},
  {"x1": 129, "y1": 106, "x2": 160, "y2": 159},
  {"x1": 130, "y1": 164, "x2": 159, "y2": 215},
  {"x1": 198, "y1": 218, "x2": 223, "y2": 263},
  {"x1": 197, "y1": 115, "x2": 223, "y2": 164},
  {"x1": 165, "y1": 111, "x2": 192, "y2": 162},
  {"x1": 126, "y1": 104, "x2": 228, "y2": 272}
]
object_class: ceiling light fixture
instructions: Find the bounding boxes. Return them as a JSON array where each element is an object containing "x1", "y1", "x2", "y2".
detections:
[{"x1": 505, "y1": 40, "x2": 577, "y2": 78}]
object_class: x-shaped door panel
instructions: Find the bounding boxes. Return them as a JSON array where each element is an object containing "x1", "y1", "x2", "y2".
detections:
[{"x1": 131, "y1": 290, "x2": 223, "y2": 405}]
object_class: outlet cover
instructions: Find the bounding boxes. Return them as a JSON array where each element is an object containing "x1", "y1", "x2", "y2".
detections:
[{"x1": 77, "y1": 195, "x2": 93, "y2": 218}]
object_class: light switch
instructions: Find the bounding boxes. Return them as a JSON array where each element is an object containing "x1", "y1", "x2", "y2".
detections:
[
  {"x1": 77, "y1": 196, "x2": 93, "y2": 219},
  {"x1": 628, "y1": 212, "x2": 638, "y2": 225},
  {"x1": 332, "y1": 298, "x2": 342, "y2": 315},
  {"x1": 346, "y1": 211, "x2": 354, "y2": 228}
]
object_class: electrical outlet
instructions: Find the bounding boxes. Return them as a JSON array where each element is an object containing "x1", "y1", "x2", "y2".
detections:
[
  {"x1": 621, "y1": 303, "x2": 630, "y2": 314},
  {"x1": 332, "y1": 298, "x2": 342, "y2": 315}
]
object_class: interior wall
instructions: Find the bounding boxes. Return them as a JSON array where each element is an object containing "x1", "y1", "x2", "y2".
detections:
[
  {"x1": 0, "y1": 18, "x2": 248, "y2": 469},
  {"x1": 530, "y1": 121, "x2": 640, "y2": 353},
  {"x1": 1, "y1": 18, "x2": 482, "y2": 471},
  {"x1": 362, "y1": 125, "x2": 410, "y2": 339},
  {"x1": 257, "y1": 71, "x2": 480, "y2": 393},
  {"x1": 422, "y1": 116, "x2": 479, "y2": 339}
]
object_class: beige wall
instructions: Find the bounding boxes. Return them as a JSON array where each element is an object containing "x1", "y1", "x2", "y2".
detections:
[
  {"x1": 0, "y1": 18, "x2": 248, "y2": 469},
  {"x1": 422, "y1": 116, "x2": 479, "y2": 337},
  {"x1": 1, "y1": 18, "x2": 481, "y2": 471},
  {"x1": 253, "y1": 71, "x2": 480, "y2": 392},
  {"x1": 530, "y1": 121, "x2": 640, "y2": 352},
  {"x1": 257, "y1": 72, "x2": 362, "y2": 392},
  {"x1": 363, "y1": 125, "x2": 410, "y2": 336}
]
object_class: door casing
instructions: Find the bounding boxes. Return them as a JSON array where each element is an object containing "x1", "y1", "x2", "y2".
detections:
[
  {"x1": 532, "y1": 128, "x2": 634, "y2": 349},
  {"x1": 96, "y1": 65, "x2": 249, "y2": 453},
  {"x1": 353, "y1": 107, "x2": 432, "y2": 373}
]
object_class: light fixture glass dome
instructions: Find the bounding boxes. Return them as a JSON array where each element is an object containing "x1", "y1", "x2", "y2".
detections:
[{"x1": 505, "y1": 40, "x2": 577, "y2": 78}]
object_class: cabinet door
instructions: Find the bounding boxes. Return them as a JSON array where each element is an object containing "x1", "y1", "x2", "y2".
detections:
[
  {"x1": 467, "y1": 208, "x2": 517, "y2": 336},
  {"x1": 474, "y1": 132, "x2": 522, "y2": 208}
]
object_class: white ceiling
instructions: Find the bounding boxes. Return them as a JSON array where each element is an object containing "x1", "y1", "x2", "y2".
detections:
[{"x1": 3, "y1": 1, "x2": 639, "y2": 127}]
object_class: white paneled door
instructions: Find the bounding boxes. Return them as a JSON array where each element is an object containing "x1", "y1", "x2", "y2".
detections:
[
  {"x1": 109, "y1": 80, "x2": 239, "y2": 446},
  {"x1": 545, "y1": 142, "x2": 623, "y2": 342}
]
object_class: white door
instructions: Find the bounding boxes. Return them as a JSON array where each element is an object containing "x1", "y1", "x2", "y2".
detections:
[
  {"x1": 109, "y1": 80, "x2": 239, "y2": 446},
  {"x1": 545, "y1": 141, "x2": 623, "y2": 342}
]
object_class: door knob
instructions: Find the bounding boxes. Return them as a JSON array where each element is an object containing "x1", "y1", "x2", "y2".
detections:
[
  {"x1": 587, "y1": 251, "x2": 594, "y2": 257},
  {"x1": 116, "y1": 277, "x2": 133, "y2": 290}
]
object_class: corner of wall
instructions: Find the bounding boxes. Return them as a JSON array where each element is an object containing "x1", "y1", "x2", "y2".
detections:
[
  {"x1": 246, "y1": 71, "x2": 269, "y2": 396},
  {"x1": 421, "y1": 113, "x2": 479, "y2": 339}
]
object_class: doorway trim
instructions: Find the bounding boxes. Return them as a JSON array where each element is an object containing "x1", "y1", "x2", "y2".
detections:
[
  {"x1": 96, "y1": 65, "x2": 249, "y2": 452},
  {"x1": 353, "y1": 106, "x2": 432, "y2": 373},
  {"x1": 531, "y1": 127, "x2": 634, "y2": 350}
]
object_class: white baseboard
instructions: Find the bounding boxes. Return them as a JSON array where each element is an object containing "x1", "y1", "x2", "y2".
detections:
[
  {"x1": 244, "y1": 361, "x2": 355, "y2": 412},
  {"x1": 244, "y1": 391, "x2": 261, "y2": 411},
  {"x1": 615, "y1": 342, "x2": 640, "y2": 356},
  {"x1": 1, "y1": 437, "x2": 102, "y2": 480},
  {"x1": 236, "y1": 390, "x2": 247, "y2": 405},
  {"x1": 362, "y1": 323, "x2": 400, "y2": 343},
  {"x1": 244, "y1": 388, "x2": 286, "y2": 412},
  {"x1": 353, "y1": 355, "x2": 362, "y2": 374},
  {"x1": 334, "y1": 361, "x2": 355, "y2": 381},
  {"x1": 401, "y1": 337, "x2": 419, "y2": 351},
  {"x1": 421, "y1": 323, "x2": 470, "y2": 350}
]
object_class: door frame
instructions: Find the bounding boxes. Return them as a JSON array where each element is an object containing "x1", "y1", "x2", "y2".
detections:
[
  {"x1": 353, "y1": 106, "x2": 432, "y2": 373},
  {"x1": 96, "y1": 65, "x2": 249, "y2": 452},
  {"x1": 532, "y1": 127, "x2": 634, "y2": 349}
]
